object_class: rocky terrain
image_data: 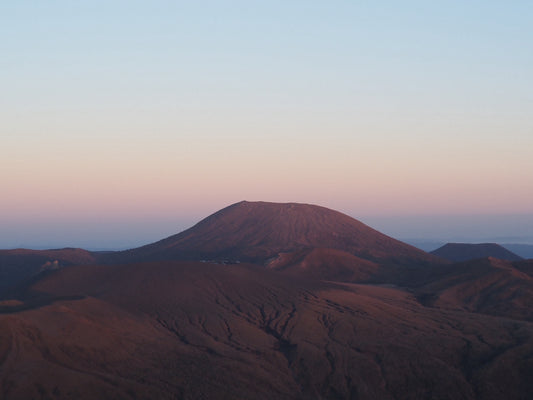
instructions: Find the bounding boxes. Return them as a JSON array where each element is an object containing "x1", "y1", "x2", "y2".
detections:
[{"x1": 1, "y1": 201, "x2": 532, "y2": 399}]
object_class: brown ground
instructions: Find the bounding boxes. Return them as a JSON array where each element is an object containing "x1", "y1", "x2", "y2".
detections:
[
  {"x1": 1, "y1": 202, "x2": 532, "y2": 399},
  {"x1": 1, "y1": 261, "x2": 533, "y2": 399}
]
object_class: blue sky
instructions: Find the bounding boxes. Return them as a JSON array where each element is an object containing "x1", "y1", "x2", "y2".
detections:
[{"x1": 1, "y1": 1, "x2": 532, "y2": 249}]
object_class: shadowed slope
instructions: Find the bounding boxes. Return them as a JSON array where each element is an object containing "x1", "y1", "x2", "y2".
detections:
[
  {"x1": 267, "y1": 247, "x2": 382, "y2": 282},
  {"x1": 431, "y1": 243, "x2": 523, "y2": 262},
  {"x1": 0, "y1": 249, "x2": 99, "y2": 296},
  {"x1": 414, "y1": 258, "x2": 533, "y2": 321},
  {"x1": 503, "y1": 244, "x2": 533, "y2": 259},
  {"x1": 107, "y1": 201, "x2": 439, "y2": 266},
  {"x1": 1, "y1": 261, "x2": 533, "y2": 399}
]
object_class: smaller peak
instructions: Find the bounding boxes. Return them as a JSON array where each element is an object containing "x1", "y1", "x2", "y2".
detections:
[{"x1": 431, "y1": 242, "x2": 523, "y2": 262}]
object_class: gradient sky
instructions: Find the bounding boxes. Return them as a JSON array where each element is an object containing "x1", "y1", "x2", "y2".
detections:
[{"x1": 2, "y1": 1, "x2": 532, "y2": 249}]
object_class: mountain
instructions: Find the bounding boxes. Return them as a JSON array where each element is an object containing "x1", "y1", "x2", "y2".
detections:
[
  {"x1": 0, "y1": 248, "x2": 98, "y2": 296},
  {"x1": 430, "y1": 242, "x2": 523, "y2": 262},
  {"x1": 2, "y1": 260, "x2": 533, "y2": 399},
  {"x1": 106, "y1": 201, "x2": 440, "y2": 267},
  {"x1": 0, "y1": 201, "x2": 443, "y2": 297},
  {"x1": 1, "y1": 202, "x2": 533, "y2": 398},
  {"x1": 267, "y1": 247, "x2": 382, "y2": 282},
  {"x1": 414, "y1": 257, "x2": 533, "y2": 321}
]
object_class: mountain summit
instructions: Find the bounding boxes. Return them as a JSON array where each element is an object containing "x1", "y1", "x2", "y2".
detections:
[
  {"x1": 430, "y1": 243, "x2": 523, "y2": 262},
  {"x1": 109, "y1": 201, "x2": 437, "y2": 265}
]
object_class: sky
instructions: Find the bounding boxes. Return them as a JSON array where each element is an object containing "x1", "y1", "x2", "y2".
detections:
[{"x1": 2, "y1": 1, "x2": 532, "y2": 249}]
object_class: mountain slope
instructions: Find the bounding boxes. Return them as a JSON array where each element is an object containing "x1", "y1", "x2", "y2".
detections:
[
  {"x1": 431, "y1": 243, "x2": 523, "y2": 262},
  {"x1": 107, "y1": 201, "x2": 440, "y2": 266},
  {"x1": 267, "y1": 247, "x2": 382, "y2": 282},
  {"x1": 2, "y1": 260, "x2": 533, "y2": 399},
  {"x1": 0, "y1": 248, "x2": 98, "y2": 296},
  {"x1": 414, "y1": 258, "x2": 533, "y2": 321},
  {"x1": 502, "y1": 244, "x2": 533, "y2": 259}
]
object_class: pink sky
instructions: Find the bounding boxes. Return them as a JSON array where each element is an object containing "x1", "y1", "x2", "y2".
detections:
[{"x1": 2, "y1": 1, "x2": 532, "y2": 248}]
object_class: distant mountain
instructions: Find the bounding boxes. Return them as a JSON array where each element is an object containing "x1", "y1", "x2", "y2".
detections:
[
  {"x1": 430, "y1": 242, "x2": 523, "y2": 262},
  {"x1": 2, "y1": 202, "x2": 533, "y2": 399},
  {"x1": 106, "y1": 201, "x2": 440, "y2": 267},
  {"x1": 0, "y1": 201, "x2": 444, "y2": 296},
  {"x1": 0, "y1": 248, "x2": 98, "y2": 295}
]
